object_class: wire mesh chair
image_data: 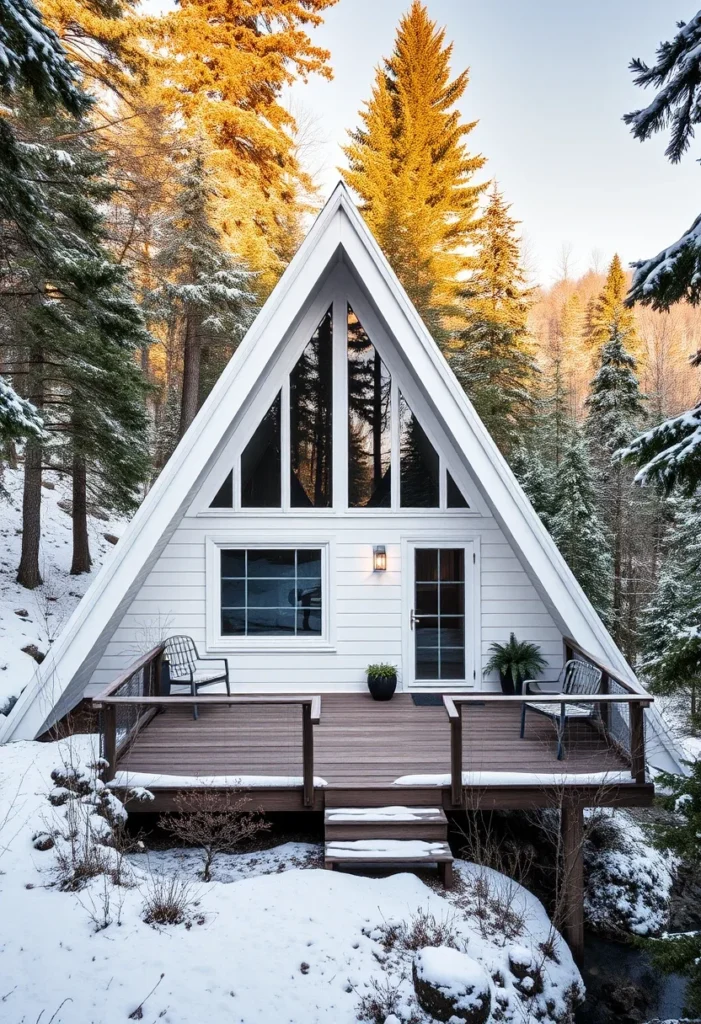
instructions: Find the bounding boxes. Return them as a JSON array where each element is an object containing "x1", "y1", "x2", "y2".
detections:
[
  {"x1": 163, "y1": 635, "x2": 230, "y2": 720},
  {"x1": 519, "y1": 659, "x2": 603, "y2": 760}
]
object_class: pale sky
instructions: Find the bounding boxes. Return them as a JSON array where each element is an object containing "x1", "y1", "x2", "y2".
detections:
[{"x1": 289, "y1": 0, "x2": 701, "y2": 285}]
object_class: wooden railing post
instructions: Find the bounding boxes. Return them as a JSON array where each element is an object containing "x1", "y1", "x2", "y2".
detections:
[
  {"x1": 302, "y1": 701, "x2": 314, "y2": 808},
  {"x1": 102, "y1": 704, "x2": 117, "y2": 783},
  {"x1": 630, "y1": 700, "x2": 646, "y2": 783},
  {"x1": 443, "y1": 698, "x2": 463, "y2": 807}
]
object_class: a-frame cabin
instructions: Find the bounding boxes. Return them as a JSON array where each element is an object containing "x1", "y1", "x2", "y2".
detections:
[{"x1": 0, "y1": 184, "x2": 682, "y2": 958}]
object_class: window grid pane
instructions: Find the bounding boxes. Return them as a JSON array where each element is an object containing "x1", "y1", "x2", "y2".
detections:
[{"x1": 221, "y1": 548, "x2": 322, "y2": 638}]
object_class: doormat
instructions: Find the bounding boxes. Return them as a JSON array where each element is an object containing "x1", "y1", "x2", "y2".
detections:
[{"x1": 411, "y1": 694, "x2": 444, "y2": 706}]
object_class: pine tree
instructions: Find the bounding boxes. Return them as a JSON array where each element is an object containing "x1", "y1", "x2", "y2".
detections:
[
  {"x1": 585, "y1": 323, "x2": 646, "y2": 655},
  {"x1": 624, "y1": 11, "x2": 701, "y2": 309},
  {"x1": 644, "y1": 759, "x2": 701, "y2": 1016},
  {"x1": 155, "y1": 0, "x2": 336, "y2": 284},
  {"x1": 1, "y1": 93, "x2": 152, "y2": 584},
  {"x1": 640, "y1": 495, "x2": 701, "y2": 727},
  {"x1": 151, "y1": 148, "x2": 257, "y2": 440},
  {"x1": 343, "y1": 0, "x2": 485, "y2": 336},
  {"x1": 509, "y1": 438, "x2": 555, "y2": 529},
  {"x1": 550, "y1": 430, "x2": 612, "y2": 619},
  {"x1": 454, "y1": 184, "x2": 537, "y2": 454},
  {"x1": 586, "y1": 254, "x2": 638, "y2": 352}
]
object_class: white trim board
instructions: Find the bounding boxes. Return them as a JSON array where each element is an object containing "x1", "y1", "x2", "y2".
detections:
[{"x1": 0, "y1": 183, "x2": 684, "y2": 775}]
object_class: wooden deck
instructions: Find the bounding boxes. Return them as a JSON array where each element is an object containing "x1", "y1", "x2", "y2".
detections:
[{"x1": 115, "y1": 693, "x2": 653, "y2": 811}]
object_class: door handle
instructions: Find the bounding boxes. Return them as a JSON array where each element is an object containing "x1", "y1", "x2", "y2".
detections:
[{"x1": 410, "y1": 609, "x2": 422, "y2": 630}]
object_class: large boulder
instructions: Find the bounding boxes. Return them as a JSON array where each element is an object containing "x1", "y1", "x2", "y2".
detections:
[{"x1": 412, "y1": 946, "x2": 492, "y2": 1024}]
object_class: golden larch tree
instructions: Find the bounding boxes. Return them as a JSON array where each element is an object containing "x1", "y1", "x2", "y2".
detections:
[
  {"x1": 586, "y1": 254, "x2": 640, "y2": 356},
  {"x1": 343, "y1": 0, "x2": 486, "y2": 337}
]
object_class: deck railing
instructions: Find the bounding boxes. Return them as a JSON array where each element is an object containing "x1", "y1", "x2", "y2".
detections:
[
  {"x1": 92, "y1": 653, "x2": 321, "y2": 807},
  {"x1": 444, "y1": 638, "x2": 653, "y2": 807}
]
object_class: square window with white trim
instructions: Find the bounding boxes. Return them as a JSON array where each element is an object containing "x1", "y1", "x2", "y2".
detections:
[{"x1": 219, "y1": 547, "x2": 323, "y2": 639}]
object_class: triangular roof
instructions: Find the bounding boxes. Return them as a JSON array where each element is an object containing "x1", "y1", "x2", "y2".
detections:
[{"x1": 0, "y1": 183, "x2": 683, "y2": 771}]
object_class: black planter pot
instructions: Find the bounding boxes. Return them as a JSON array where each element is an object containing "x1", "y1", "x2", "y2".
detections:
[
  {"x1": 367, "y1": 672, "x2": 397, "y2": 701},
  {"x1": 499, "y1": 670, "x2": 519, "y2": 696}
]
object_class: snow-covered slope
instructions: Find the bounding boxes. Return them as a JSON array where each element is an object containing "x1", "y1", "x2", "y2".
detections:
[
  {"x1": 0, "y1": 467, "x2": 127, "y2": 717},
  {"x1": 0, "y1": 736, "x2": 584, "y2": 1024}
]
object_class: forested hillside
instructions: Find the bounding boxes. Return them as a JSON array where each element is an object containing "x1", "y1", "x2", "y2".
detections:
[{"x1": 1, "y1": 0, "x2": 700, "y2": 744}]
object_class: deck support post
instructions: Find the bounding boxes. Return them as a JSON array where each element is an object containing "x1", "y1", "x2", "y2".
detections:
[
  {"x1": 560, "y1": 803, "x2": 585, "y2": 964},
  {"x1": 450, "y1": 707, "x2": 463, "y2": 807},
  {"x1": 102, "y1": 704, "x2": 117, "y2": 783},
  {"x1": 629, "y1": 701, "x2": 646, "y2": 783},
  {"x1": 302, "y1": 702, "x2": 314, "y2": 808}
]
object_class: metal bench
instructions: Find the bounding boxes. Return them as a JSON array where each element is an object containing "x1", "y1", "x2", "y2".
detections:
[
  {"x1": 520, "y1": 659, "x2": 603, "y2": 759},
  {"x1": 163, "y1": 635, "x2": 230, "y2": 719}
]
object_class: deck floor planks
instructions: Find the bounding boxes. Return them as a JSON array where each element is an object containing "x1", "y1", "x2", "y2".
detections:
[{"x1": 117, "y1": 693, "x2": 629, "y2": 785}]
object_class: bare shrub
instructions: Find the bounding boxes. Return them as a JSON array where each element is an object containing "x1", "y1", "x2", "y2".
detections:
[
  {"x1": 355, "y1": 975, "x2": 421, "y2": 1024},
  {"x1": 77, "y1": 873, "x2": 126, "y2": 931},
  {"x1": 141, "y1": 871, "x2": 200, "y2": 927},
  {"x1": 368, "y1": 907, "x2": 467, "y2": 955},
  {"x1": 159, "y1": 789, "x2": 270, "y2": 882}
]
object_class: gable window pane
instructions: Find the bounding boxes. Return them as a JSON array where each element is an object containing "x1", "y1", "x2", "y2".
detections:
[
  {"x1": 241, "y1": 392, "x2": 281, "y2": 508},
  {"x1": 348, "y1": 306, "x2": 391, "y2": 508},
  {"x1": 210, "y1": 471, "x2": 233, "y2": 509},
  {"x1": 220, "y1": 548, "x2": 322, "y2": 637},
  {"x1": 399, "y1": 392, "x2": 439, "y2": 507},
  {"x1": 447, "y1": 471, "x2": 469, "y2": 509},
  {"x1": 290, "y1": 308, "x2": 333, "y2": 507}
]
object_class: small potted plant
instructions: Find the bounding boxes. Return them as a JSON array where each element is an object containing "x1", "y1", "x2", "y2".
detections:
[
  {"x1": 485, "y1": 633, "x2": 546, "y2": 695},
  {"x1": 366, "y1": 663, "x2": 397, "y2": 701}
]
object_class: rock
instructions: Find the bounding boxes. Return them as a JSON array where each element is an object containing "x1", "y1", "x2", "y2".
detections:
[
  {"x1": 413, "y1": 946, "x2": 491, "y2": 1024},
  {"x1": 21, "y1": 644, "x2": 45, "y2": 664},
  {"x1": 32, "y1": 832, "x2": 54, "y2": 851},
  {"x1": 103, "y1": 533, "x2": 119, "y2": 546},
  {"x1": 14, "y1": 608, "x2": 28, "y2": 618},
  {"x1": 508, "y1": 944, "x2": 543, "y2": 995},
  {"x1": 41, "y1": 480, "x2": 55, "y2": 490},
  {"x1": 57, "y1": 499, "x2": 72, "y2": 515}
]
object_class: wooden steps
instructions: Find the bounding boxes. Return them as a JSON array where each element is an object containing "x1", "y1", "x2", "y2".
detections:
[
  {"x1": 325, "y1": 805, "x2": 448, "y2": 841},
  {"x1": 323, "y1": 805, "x2": 453, "y2": 887}
]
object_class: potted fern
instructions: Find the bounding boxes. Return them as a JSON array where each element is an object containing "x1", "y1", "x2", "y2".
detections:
[
  {"x1": 485, "y1": 633, "x2": 546, "y2": 695},
  {"x1": 366, "y1": 663, "x2": 397, "y2": 701}
]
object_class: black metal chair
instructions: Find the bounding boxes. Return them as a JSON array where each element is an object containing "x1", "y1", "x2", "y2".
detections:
[
  {"x1": 163, "y1": 635, "x2": 230, "y2": 720},
  {"x1": 519, "y1": 659, "x2": 603, "y2": 760}
]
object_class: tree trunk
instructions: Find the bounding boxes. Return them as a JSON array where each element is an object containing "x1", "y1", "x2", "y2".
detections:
[
  {"x1": 16, "y1": 347, "x2": 44, "y2": 589},
  {"x1": 70, "y1": 451, "x2": 91, "y2": 574},
  {"x1": 179, "y1": 316, "x2": 200, "y2": 438}
]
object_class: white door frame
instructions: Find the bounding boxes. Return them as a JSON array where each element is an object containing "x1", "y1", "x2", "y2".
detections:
[{"x1": 401, "y1": 536, "x2": 481, "y2": 691}]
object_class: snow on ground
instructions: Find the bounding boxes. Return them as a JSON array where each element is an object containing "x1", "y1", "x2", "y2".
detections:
[
  {"x1": 0, "y1": 466, "x2": 127, "y2": 714},
  {"x1": 0, "y1": 736, "x2": 584, "y2": 1024}
]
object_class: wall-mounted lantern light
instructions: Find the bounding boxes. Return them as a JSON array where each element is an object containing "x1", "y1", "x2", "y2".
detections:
[{"x1": 373, "y1": 545, "x2": 387, "y2": 572}]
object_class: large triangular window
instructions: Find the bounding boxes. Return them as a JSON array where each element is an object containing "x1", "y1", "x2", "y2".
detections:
[
  {"x1": 206, "y1": 299, "x2": 472, "y2": 512},
  {"x1": 348, "y1": 306, "x2": 391, "y2": 508},
  {"x1": 290, "y1": 308, "x2": 333, "y2": 507}
]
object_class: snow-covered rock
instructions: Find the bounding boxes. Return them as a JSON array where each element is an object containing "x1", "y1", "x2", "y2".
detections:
[{"x1": 413, "y1": 946, "x2": 492, "y2": 1023}]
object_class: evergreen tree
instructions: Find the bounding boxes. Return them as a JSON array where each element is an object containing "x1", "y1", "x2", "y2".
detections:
[
  {"x1": 1, "y1": 89, "x2": 152, "y2": 583},
  {"x1": 644, "y1": 759, "x2": 701, "y2": 1016},
  {"x1": 624, "y1": 11, "x2": 701, "y2": 309},
  {"x1": 343, "y1": 0, "x2": 485, "y2": 337},
  {"x1": 509, "y1": 438, "x2": 555, "y2": 529},
  {"x1": 550, "y1": 430, "x2": 612, "y2": 619},
  {"x1": 454, "y1": 184, "x2": 537, "y2": 454},
  {"x1": 155, "y1": 0, "x2": 336, "y2": 284},
  {"x1": 151, "y1": 149, "x2": 257, "y2": 440},
  {"x1": 640, "y1": 495, "x2": 701, "y2": 727},
  {"x1": 586, "y1": 254, "x2": 638, "y2": 352},
  {"x1": 585, "y1": 323, "x2": 646, "y2": 655}
]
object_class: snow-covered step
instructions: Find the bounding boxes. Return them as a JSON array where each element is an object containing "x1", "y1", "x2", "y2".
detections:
[
  {"x1": 324, "y1": 805, "x2": 448, "y2": 841},
  {"x1": 324, "y1": 838, "x2": 453, "y2": 888}
]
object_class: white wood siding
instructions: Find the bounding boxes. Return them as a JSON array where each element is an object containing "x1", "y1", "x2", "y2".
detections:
[{"x1": 86, "y1": 512, "x2": 564, "y2": 694}]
